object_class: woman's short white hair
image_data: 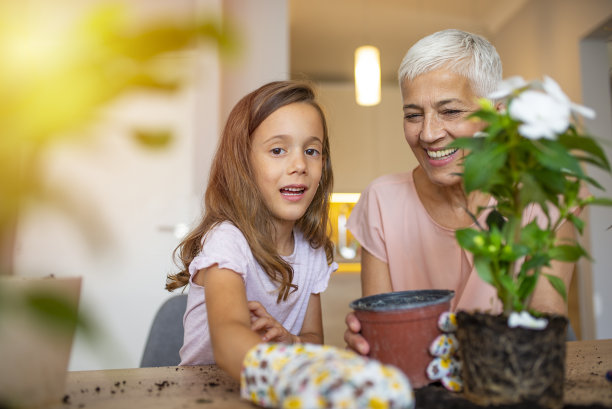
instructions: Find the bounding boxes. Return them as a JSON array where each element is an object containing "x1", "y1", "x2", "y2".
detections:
[{"x1": 398, "y1": 29, "x2": 502, "y2": 98}]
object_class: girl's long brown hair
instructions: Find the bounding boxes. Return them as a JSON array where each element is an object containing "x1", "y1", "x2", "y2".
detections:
[{"x1": 166, "y1": 81, "x2": 334, "y2": 302}]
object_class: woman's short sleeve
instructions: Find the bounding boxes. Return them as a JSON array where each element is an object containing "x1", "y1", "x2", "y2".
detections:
[{"x1": 188, "y1": 222, "x2": 250, "y2": 282}]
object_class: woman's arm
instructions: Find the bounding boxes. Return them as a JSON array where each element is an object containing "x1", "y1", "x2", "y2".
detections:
[
  {"x1": 197, "y1": 265, "x2": 262, "y2": 380},
  {"x1": 528, "y1": 221, "x2": 576, "y2": 316},
  {"x1": 344, "y1": 248, "x2": 393, "y2": 355},
  {"x1": 361, "y1": 248, "x2": 393, "y2": 296}
]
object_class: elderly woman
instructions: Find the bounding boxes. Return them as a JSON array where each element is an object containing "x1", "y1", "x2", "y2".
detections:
[{"x1": 344, "y1": 29, "x2": 577, "y2": 355}]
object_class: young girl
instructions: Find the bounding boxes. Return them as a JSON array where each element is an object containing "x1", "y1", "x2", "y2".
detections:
[{"x1": 166, "y1": 81, "x2": 337, "y2": 380}]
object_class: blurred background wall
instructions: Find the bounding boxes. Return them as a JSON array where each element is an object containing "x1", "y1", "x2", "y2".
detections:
[{"x1": 8, "y1": 0, "x2": 612, "y2": 370}]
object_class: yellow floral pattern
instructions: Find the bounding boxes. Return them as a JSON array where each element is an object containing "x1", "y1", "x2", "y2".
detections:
[
  {"x1": 426, "y1": 312, "x2": 463, "y2": 392},
  {"x1": 240, "y1": 343, "x2": 414, "y2": 409}
]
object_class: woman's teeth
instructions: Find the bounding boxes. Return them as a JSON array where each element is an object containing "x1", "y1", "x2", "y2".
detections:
[{"x1": 427, "y1": 148, "x2": 458, "y2": 159}]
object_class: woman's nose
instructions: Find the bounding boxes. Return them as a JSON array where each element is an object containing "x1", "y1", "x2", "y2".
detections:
[{"x1": 421, "y1": 113, "x2": 445, "y2": 142}]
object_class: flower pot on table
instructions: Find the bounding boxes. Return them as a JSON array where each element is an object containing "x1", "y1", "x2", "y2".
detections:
[
  {"x1": 0, "y1": 276, "x2": 82, "y2": 408},
  {"x1": 456, "y1": 311, "x2": 568, "y2": 409},
  {"x1": 350, "y1": 289, "x2": 454, "y2": 388}
]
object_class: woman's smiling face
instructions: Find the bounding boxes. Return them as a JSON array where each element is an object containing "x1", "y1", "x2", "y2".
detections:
[{"x1": 401, "y1": 68, "x2": 485, "y2": 187}]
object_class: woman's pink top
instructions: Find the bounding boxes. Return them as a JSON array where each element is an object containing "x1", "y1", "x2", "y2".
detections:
[{"x1": 346, "y1": 170, "x2": 568, "y2": 313}]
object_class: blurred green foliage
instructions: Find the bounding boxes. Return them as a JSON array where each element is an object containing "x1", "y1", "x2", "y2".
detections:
[{"x1": 0, "y1": 2, "x2": 236, "y2": 274}]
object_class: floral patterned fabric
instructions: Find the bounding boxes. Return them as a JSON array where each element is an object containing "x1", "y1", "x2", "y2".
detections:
[
  {"x1": 241, "y1": 343, "x2": 414, "y2": 409},
  {"x1": 426, "y1": 312, "x2": 463, "y2": 392}
]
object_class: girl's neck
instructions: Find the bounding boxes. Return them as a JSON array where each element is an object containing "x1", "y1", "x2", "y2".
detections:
[{"x1": 272, "y1": 220, "x2": 295, "y2": 256}]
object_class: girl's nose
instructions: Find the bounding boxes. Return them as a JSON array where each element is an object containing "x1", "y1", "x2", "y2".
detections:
[
  {"x1": 421, "y1": 113, "x2": 445, "y2": 142},
  {"x1": 289, "y1": 152, "x2": 307, "y2": 174}
]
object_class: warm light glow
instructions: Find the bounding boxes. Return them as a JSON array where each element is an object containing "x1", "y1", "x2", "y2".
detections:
[
  {"x1": 354, "y1": 45, "x2": 381, "y2": 106},
  {"x1": 330, "y1": 193, "x2": 361, "y2": 203}
]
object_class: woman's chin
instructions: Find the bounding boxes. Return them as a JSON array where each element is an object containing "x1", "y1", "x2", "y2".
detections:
[{"x1": 419, "y1": 164, "x2": 462, "y2": 187}]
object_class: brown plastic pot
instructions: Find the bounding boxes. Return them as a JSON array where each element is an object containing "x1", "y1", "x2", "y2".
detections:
[{"x1": 350, "y1": 290, "x2": 454, "y2": 388}]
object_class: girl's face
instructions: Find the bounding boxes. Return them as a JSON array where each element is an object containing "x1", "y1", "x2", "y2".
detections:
[
  {"x1": 249, "y1": 102, "x2": 324, "y2": 230},
  {"x1": 401, "y1": 68, "x2": 485, "y2": 187}
]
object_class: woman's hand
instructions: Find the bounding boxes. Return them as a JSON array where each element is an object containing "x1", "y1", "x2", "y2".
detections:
[
  {"x1": 248, "y1": 301, "x2": 299, "y2": 343},
  {"x1": 344, "y1": 311, "x2": 370, "y2": 355}
]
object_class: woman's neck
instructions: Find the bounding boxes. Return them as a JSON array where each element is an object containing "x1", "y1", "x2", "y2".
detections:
[{"x1": 413, "y1": 167, "x2": 490, "y2": 229}]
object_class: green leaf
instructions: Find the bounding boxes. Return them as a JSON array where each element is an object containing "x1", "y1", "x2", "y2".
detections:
[
  {"x1": 473, "y1": 256, "x2": 494, "y2": 286},
  {"x1": 543, "y1": 274, "x2": 567, "y2": 302},
  {"x1": 448, "y1": 136, "x2": 484, "y2": 151},
  {"x1": 132, "y1": 129, "x2": 174, "y2": 148},
  {"x1": 567, "y1": 213, "x2": 585, "y2": 235},
  {"x1": 486, "y1": 209, "x2": 506, "y2": 231},
  {"x1": 520, "y1": 254, "x2": 550, "y2": 275},
  {"x1": 499, "y1": 274, "x2": 516, "y2": 294},
  {"x1": 531, "y1": 168, "x2": 567, "y2": 196},
  {"x1": 534, "y1": 140, "x2": 584, "y2": 177},
  {"x1": 462, "y1": 143, "x2": 508, "y2": 193},
  {"x1": 517, "y1": 275, "x2": 538, "y2": 301},
  {"x1": 583, "y1": 197, "x2": 612, "y2": 207},
  {"x1": 549, "y1": 244, "x2": 587, "y2": 262},
  {"x1": 558, "y1": 133, "x2": 611, "y2": 171},
  {"x1": 23, "y1": 290, "x2": 82, "y2": 334},
  {"x1": 519, "y1": 172, "x2": 549, "y2": 209},
  {"x1": 456, "y1": 228, "x2": 484, "y2": 253}
]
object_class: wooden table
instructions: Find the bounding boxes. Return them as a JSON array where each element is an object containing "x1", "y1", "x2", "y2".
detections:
[{"x1": 51, "y1": 339, "x2": 612, "y2": 409}]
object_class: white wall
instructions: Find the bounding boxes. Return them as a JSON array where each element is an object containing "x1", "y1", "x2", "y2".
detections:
[
  {"x1": 317, "y1": 82, "x2": 417, "y2": 193},
  {"x1": 14, "y1": 0, "x2": 289, "y2": 371},
  {"x1": 580, "y1": 35, "x2": 612, "y2": 340}
]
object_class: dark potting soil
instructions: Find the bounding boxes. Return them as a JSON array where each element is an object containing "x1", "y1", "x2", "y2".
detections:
[
  {"x1": 456, "y1": 312, "x2": 568, "y2": 408},
  {"x1": 415, "y1": 384, "x2": 612, "y2": 409}
]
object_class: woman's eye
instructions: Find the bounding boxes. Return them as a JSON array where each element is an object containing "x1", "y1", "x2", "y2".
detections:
[
  {"x1": 441, "y1": 109, "x2": 463, "y2": 118},
  {"x1": 404, "y1": 113, "x2": 422, "y2": 121},
  {"x1": 305, "y1": 148, "x2": 320, "y2": 157}
]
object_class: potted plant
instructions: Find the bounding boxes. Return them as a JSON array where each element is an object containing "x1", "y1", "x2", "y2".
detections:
[{"x1": 450, "y1": 76, "x2": 612, "y2": 408}]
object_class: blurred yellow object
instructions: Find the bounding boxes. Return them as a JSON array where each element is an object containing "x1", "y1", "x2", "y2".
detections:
[{"x1": 0, "y1": 2, "x2": 235, "y2": 274}]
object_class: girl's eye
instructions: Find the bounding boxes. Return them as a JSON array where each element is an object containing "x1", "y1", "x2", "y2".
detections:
[
  {"x1": 271, "y1": 148, "x2": 285, "y2": 155},
  {"x1": 305, "y1": 148, "x2": 320, "y2": 157}
]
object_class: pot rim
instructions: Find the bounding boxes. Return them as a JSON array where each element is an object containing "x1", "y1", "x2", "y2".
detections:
[{"x1": 350, "y1": 289, "x2": 455, "y2": 312}]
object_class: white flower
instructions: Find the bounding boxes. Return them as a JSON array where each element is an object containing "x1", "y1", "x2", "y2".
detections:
[
  {"x1": 542, "y1": 76, "x2": 595, "y2": 119},
  {"x1": 508, "y1": 311, "x2": 548, "y2": 330},
  {"x1": 508, "y1": 76, "x2": 596, "y2": 140},
  {"x1": 488, "y1": 75, "x2": 528, "y2": 100},
  {"x1": 509, "y1": 89, "x2": 571, "y2": 140}
]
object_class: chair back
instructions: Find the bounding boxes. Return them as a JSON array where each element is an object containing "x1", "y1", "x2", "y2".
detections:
[{"x1": 140, "y1": 294, "x2": 188, "y2": 367}]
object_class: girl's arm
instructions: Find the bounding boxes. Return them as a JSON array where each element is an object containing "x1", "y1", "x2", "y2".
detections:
[
  {"x1": 528, "y1": 221, "x2": 576, "y2": 316},
  {"x1": 197, "y1": 265, "x2": 261, "y2": 380},
  {"x1": 296, "y1": 293, "x2": 324, "y2": 344},
  {"x1": 249, "y1": 293, "x2": 324, "y2": 344}
]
